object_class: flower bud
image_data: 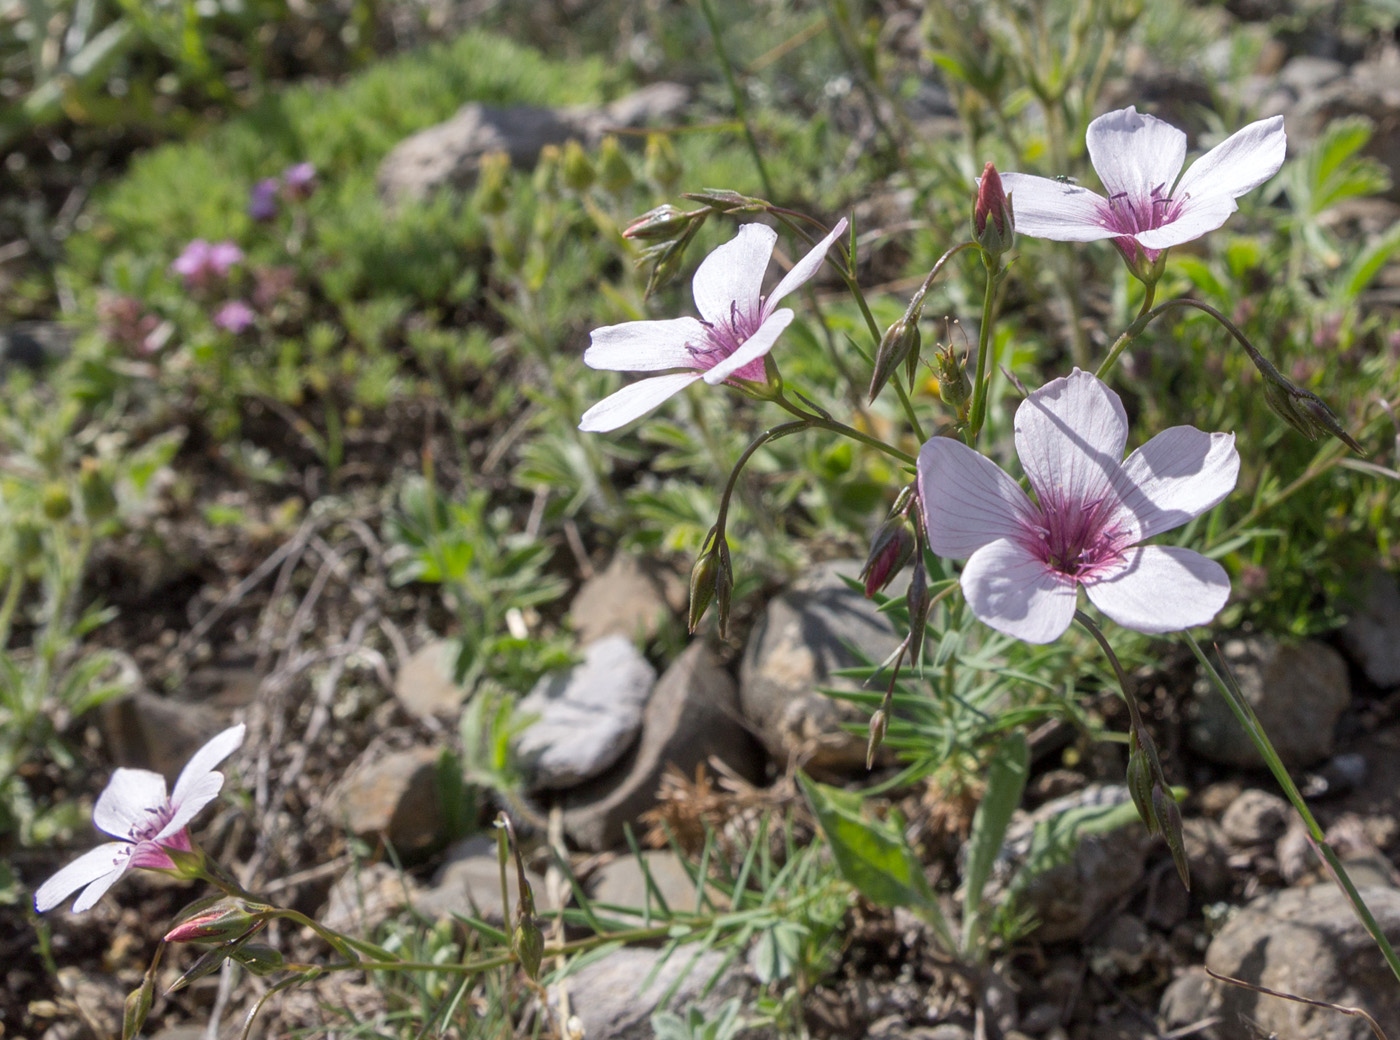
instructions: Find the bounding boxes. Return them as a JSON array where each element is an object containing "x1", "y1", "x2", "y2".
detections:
[
  {"x1": 164, "y1": 901, "x2": 259, "y2": 944},
  {"x1": 715, "y1": 539, "x2": 735, "y2": 638},
  {"x1": 935, "y1": 345, "x2": 973, "y2": 419},
  {"x1": 904, "y1": 552, "x2": 930, "y2": 664},
  {"x1": 560, "y1": 140, "x2": 596, "y2": 193},
  {"x1": 868, "y1": 315, "x2": 921, "y2": 403},
  {"x1": 681, "y1": 188, "x2": 766, "y2": 213},
  {"x1": 122, "y1": 975, "x2": 154, "y2": 1040},
  {"x1": 623, "y1": 204, "x2": 704, "y2": 242},
  {"x1": 643, "y1": 219, "x2": 703, "y2": 296},
  {"x1": 533, "y1": 144, "x2": 562, "y2": 197},
  {"x1": 232, "y1": 943, "x2": 286, "y2": 976},
  {"x1": 42, "y1": 482, "x2": 72, "y2": 521},
  {"x1": 1153, "y1": 783, "x2": 1190, "y2": 889},
  {"x1": 866, "y1": 708, "x2": 887, "y2": 770},
  {"x1": 644, "y1": 134, "x2": 683, "y2": 193},
  {"x1": 596, "y1": 135, "x2": 634, "y2": 194},
  {"x1": 1126, "y1": 732, "x2": 1155, "y2": 834},
  {"x1": 1260, "y1": 369, "x2": 1363, "y2": 454},
  {"x1": 974, "y1": 162, "x2": 1015, "y2": 260},
  {"x1": 13, "y1": 520, "x2": 43, "y2": 566},
  {"x1": 513, "y1": 914, "x2": 545, "y2": 981},
  {"x1": 475, "y1": 151, "x2": 511, "y2": 216},
  {"x1": 859, "y1": 516, "x2": 916, "y2": 598},
  {"x1": 688, "y1": 542, "x2": 720, "y2": 632},
  {"x1": 79, "y1": 458, "x2": 117, "y2": 524}
]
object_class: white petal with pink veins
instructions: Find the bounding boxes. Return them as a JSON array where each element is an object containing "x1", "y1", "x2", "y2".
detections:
[
  {"x1": 919, "y1": 436, "x2": 1039, "y2": 559},
  {"x1": 1085, "y1": 544, "x2": 1230, "y2": 633},
  {"x1": 578, "y1": 371, "x2": 703, "y2": 432},
  {"x1": 1173, "y1": 115, "x2": 1287, "y2": 207},
  {"x1": 1015, "y1": 369, "x2": 1128, "y2": 509},
  {"x1": 701, "y1": 308, "x2": 794, "y2": 384},
  {"x1": 93, "y1": 769, "x2": 166, "y2": 839},
  {"x1": 996, "y1": 174, "x2": 1118, "y2": 242},
  {"x1": 691, "y1": 223, "x2": 774, "y2": 327},
  {"x1": 1086, "y1": 107, "x2": 1187, "y2": 203},
  {"x1": 34, "y1": 842, "x2": 131, "y2": 913},
  {"x1": 1134, "y1": 195, "x2": 1239, "y2": 250},
  {"x1": 764, "y1": 218, "x2": 848, "y2": 312},
  {"x1": 1110, "y1": 428, "x2": 1239, "y2": 542},
  {"x1": 961, "y1": 539, "x2": 1079, "y2": 644},
  {"x1": 584, "y1": 318, "x2": 706, "y2": 372}
]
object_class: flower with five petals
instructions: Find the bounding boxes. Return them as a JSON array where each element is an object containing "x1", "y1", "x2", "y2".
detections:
[
  {"x1": 918, "y1": 370, "x2": 1239, "y2": 644},
  {"x1": 579, "y1": 219, "x2": 848, "y2": 432}
]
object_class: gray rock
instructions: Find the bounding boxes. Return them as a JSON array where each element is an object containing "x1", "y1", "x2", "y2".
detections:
[
  {"x1": 516, "y1": 635, "x2": 656, "y2": 792},
  {"x1": 1203, "y1": 885, "x2": 1400, "y2": 1039},
  {"x1": 1220, "y1": 789, "x2": 1291, "y2": 846},
  {"x1": 1340, "y1": 570, "x2": 1400, "y2": 689},
  {"x1": 569, "y1": 554, "x2": 681, "y2": 646},
  {"x1": 99, "y1": 687, "x2": 231, "y2": 779},
  {"x1": 377, "y1": 83, "x2": 690, "y2": 204},
  {"x1": 0, "y1": 321, "x2": 74, "y2": 374},
  {"x1": 558, "y1": 945, "x2": 748, "y2": 1040},
  {"x1": 416, "y1": 835, "x2": 544, "y2": 925},
  {"x1": 333, "y1": 744, "x2": 444, "y2": 854},
  {"x1": 739, "y1": 559, "x2": 904, "y2": 775},
  {"x1": 322, "y1": 861, "x2": 422, "y2": 934},
  {"x1": 1181, "y1": 817, "x2": 1232, "y2": 897},
  {"x1": 563, "y1": 641, "x2": 762, "y2": 851},
  {"x1": 1189, "y1": 636, "x2": 1350, "y2": 768},
  {"x1": 394, "y1": 639, "x2": 470, "y2": 721},
  {"x1": 589, "y1": 849, "x2": 706, "y2": 922},
  {"x1": 986, "y1": 785, "x2": 1153, "y2": 943},
  {"x1": 1158, "y1": 966, "x2": 1217, "y2": 1031}
]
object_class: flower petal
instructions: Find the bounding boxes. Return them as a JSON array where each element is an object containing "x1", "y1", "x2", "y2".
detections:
[
  {"x1": 1173, "y1": 115, "x2": 1287, "y2": 207},
  {"x1": 1108, "y1": 428, "x2": 1239, "y2": 541},
  {"x1": 35, "y1": 842, "x2": 131, "y2": 913},
  {"x1": 1085, "y1": 544, "x2": 1230, "y2": 634},
  {"x1": 960, "y1": 538, "x2": 1079, "y2": 644},
  {"x1": 93, "y1": 769, "x2": 167, "y2": 840},
  {"x1": 170, "y1": 724, "x2": 245, "y2": 809},
  {"x1": 1086, "y1": 107, "x2": 1187, "y2": 203},
  {"x1": 584, "y1": 317, "x2": 707, "y2": 372},
  {"x1": 1015, "y1": 369, "x2": 1128, "y2": 510},
  {"x1": 691, "y1": 223, "x2": 776, "y2": 327},
  {"x1": 701, "y1": 308, "x2": 794, "y2": 385},
  {"x1": 1134, "y1": 195, "x2": 1239, "y2": 250},
  {"x1": 764, "y1": 218, "x2": 848, "y2": 313},
  {"x1": 578, "y1": 372, "x2": 703, "y2": 432},
  {"x1": 919, "y1": 435, "x2": 1039, "y2": 559},
  {"x1": 996, "y1": 174, "x2": 1118, "y2": 242}
]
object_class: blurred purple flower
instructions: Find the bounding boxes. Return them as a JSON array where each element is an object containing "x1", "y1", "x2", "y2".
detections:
[
  {"x1": 282, "y1": 162, "x2": 317, "y2": 200},
  {"x1": 171, "y1": 239, "x2": 244, "y2": 289},
  {"x1": 213, "y1": 299, "x2": 256, "y2": 333},
  {"x1": 248, "y1": 178, "x2": 280, "y2": 221}
]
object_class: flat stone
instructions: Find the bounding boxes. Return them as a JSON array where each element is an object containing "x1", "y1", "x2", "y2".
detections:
[
  {"x1": 563, "y1": 641, "x2": 762, "y2": 851},
  {"x1": 321, "y1": 861, "x2": 422, "y2": 934},
  {"x1": 1339, "y1": 570, "x2": 1400, "y2": 689},
  {"x1": 588, "y1": 850, "x2": 710, "y2": 924},
  {"x1": 1189, "y1": 636, "x2": 1350, "y2": 768},
  {"x1": 377, "y1": 83, "x2": 689, "y2": 204},
  {"x1": 1202, "y1": 885, "x2": 1400, "y2": 1039},
  {"x1": 568, "y1": 554, "x2": 679, "y2": 645},
  {"x1": 739, "y1": 559, "x2": 904, "y2": 775},
  {"x1": 415, "y1": 835, "x2": 544, "y2": 925},
  {"x1": 394, "y1": 639, "x2": 470, "y2": 721},
  {"x1": 333, "y1": 744, "x2": 444, "y2": 854},
  {"x1": 558, "y1": 945, "x2": 748, "y2": 1040},
  {"x1": 1220, "y1": 789, "x2": 1291, "y2": 846},
  {"x1": 516, "y1": 635, "x2": 655, "y2": 792},
  {"x1": 99, "y1": 686, "x2": 232, "y2": 779}
]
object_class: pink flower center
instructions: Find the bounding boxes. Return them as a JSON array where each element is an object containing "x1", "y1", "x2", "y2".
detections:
[
  {"x1": 1098, "y1": 184, "x2": 1189, "y2": 262},
  {"x1": 1024, "y1": 492, "x2": 1129, "y2": 582},
  {"x1": 688, "y1": 300, "x2": 769, "y2": 382}
]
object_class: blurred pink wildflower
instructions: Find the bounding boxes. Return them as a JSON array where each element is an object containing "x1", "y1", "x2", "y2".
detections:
[
  {"x1": 580, "y1": 219, "x2": 848, "y2": 432},
  {"x1": 281, "y1": 162, "x2": 317, "y2": 200},
  {"x1": 34, "y1": 724, "x2": 245, "y2": 913},
  {"x1": 918, "y1": 370, "x2": 1239, "y2": 644},
  {"x1": 213, "y1": 299, "x2": 256, "y2": 333},
  {"x1": 997, "y1": 107, "x2": 1285, "y2": 271},
  {"x1": 171, "y1": 239, "x2": 244, "y2": 289},
  {"x1": 248, "y1": 178, "x2": 280, "y2": 221}
]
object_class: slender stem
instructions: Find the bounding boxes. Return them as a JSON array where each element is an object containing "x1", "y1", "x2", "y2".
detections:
[
  {"x1": 966, "y1": 261, "x2": 1000, "y2": 442},
  {"x1": 772, "y1": 394, "x2": 915, "y2": 465},
  {"x1": 714, "y1": 420, "x2": 813, "y2": 535},
  {"x1": 1072, "y1": 610, "x2": 1146, "y2": 732},
  {"x1": 1187, "y1": 634, "x2": 1400, "y2": 987},
  {"x1": 1094, "y1": 280, "x2": 1157, "y2": 379},
  {"x1": 699, "y1": 0, "x2": 775, "y2": 199},
  {"x1": 0, "y1": 564, "x2": 23, "y2": 651}
]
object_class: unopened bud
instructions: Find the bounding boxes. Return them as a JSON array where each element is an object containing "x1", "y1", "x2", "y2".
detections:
[
  {"x1": 688, "y1": 541, "x2": 720, "y2": 632},
  {"x1": 623, "y1": 204, "x2": 704, "y2": 242},
  {"x1": 869, "y1": 316, "x2": 921, "y2": 403},
  {"x1": 79, "y1": 458, "x2": 117, "y2": 523},
  {"x1": 560, "y1": 140, "x2": 596, "y2": 193},
  {"x1": 475, "y1": 151, "x2": 511, "y2": 215},
  {"x1": 533, "y1": 144, "x2": 562, "y2": 197},
  {"x1": 597, "y1": 135, "x2": 634, "y2": 194},
  {"x1": 122, "y1": 976, "x2": 155, "y2": 1040},
  {"x1": 682, "y1": 188, "x2": 766, "y2": 213},
  {"x1": 513, "y1": 914, "x2": 545, "y2": 981},
  {"x1": 973, "y1": 162, "x2": 1015, "y2": 260},
  {"x1": 1153, "y1": 784, "x2": 1190, "y2": 890},
  {"x1": 935, "y1": 345, "x2": 973, "y2": 418},
  {"x1": 232, "y1": 943, "x2": 285, "y2": 976},
  {"x1": 905, "y1": 552, "x2": 930, "y2": 664},
  {"x1": 42, "y1": 482, "x2": 72, "y2": 521},
  {"x1": 164, "y1": 901, "x2": 259, "y2": 944},
  {"x1": 644, "y1": 133, "x2": 683, "y2": 192},
  {"x1": 866, "y1": 708, "x2": 887, "y2": 770},
  {"x1": 860, "y1": 517, "x2": 916, "y2": 598},
  {"x1": 715, "y1": 539, "x2": 735, "y2": 638},
  {"x1": 13, "y1": 520, "x2": 43, "y2": 566},
  {"x1": 1126, "y1": 732, "x2": 1156, "y2": 834},
  {"x1": 1260, "y1": 371, "x2": 1363, "y2": 454},
  {"x1": 643, "y1": 219, "x2": 703, "y2": 296}
]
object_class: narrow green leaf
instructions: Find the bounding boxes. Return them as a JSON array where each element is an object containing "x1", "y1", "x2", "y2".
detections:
[{"x1": 960, "y1": 731, "x2": 1028, "y2": 958}]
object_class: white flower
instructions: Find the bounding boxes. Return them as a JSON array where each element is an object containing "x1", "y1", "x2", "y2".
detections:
[
  {"x1": 35, "y1": 724, "x2": 245, "y2": 913},
  {"x1": 580, "y1": 219, "x2": 848, "y2": 432}
]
